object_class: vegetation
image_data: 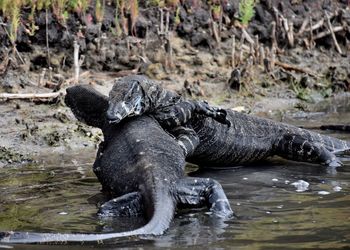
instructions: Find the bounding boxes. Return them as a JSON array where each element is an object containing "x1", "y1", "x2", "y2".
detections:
[
  {"x1": 0, "y1": 0, "x2": 92, "y2": 43},
  {"x1": 238, "y1": 0, "x2": 257, "y2": 26},
  {"x1": 0, "y1": 0, "x2": 257, "y2": 42}
]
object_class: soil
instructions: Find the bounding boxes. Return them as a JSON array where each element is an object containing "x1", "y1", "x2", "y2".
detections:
[{"x1": 0, "y1": 0, "x2": 349, "y2": 167}]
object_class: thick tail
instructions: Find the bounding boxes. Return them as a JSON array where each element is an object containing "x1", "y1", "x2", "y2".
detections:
[{"x1": 0, "y1": 186, "x2": 176, "y2": 244}]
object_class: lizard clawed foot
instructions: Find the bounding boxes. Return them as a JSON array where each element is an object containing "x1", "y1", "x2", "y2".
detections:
[{"x1": 196, "y1": 101, "x2": 231, "y2": 127}]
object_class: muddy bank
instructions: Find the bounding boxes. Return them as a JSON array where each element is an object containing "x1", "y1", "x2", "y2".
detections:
[{"x1": 0, "y1": 0, "x2": 349, "y2": 166}]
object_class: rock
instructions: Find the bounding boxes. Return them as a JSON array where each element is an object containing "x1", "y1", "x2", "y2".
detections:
[
  {"x1": 191, "y1": 31, "x2": 212, "y2": 48},
  {"x1": 194, "y1": 8, "x2": 211, "y2": 28},
  {"x1": 177, "y1": 22, "x2": 194, "y2": 37},
  {"x1": 228, "y1": 68, "x2": 241, "y2": 91},
  {"x1": 85, "y1": 24, "x2": 100, "y2": 43},
  {"x1": 177, "y1": 55, "x2": 194, "y2": 64},
  {"x1": 115, "y1": 45, "x2": 130, "y2": 65},
  {"x1": 145, "y1": 63, "x2": 166, "y2": 80},
  {"x1": 214, "y1": 54, "x2": 227, "y2": 67},
  {"x1": 86, "y1": 42, "x2": 97, "y2": 52},
  {"x1": 150, "y1": 49, "x2": 167, "y2": 64},
  {"x1": 194, "y1": 52, "x2": 213, "y2": 66},
  {"x1": 135, "y1": 14, "x2": 150, "y2": 38}
]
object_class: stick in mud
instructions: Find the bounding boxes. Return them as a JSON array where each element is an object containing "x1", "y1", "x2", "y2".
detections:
[
  {"x1": 45, "y1": 7, "x2": 51, "y2": 69},
  {"x1": 73, "y1": 40, "x2": 80, "y2": 84},
  {"x1": 324, "y1": 11, "x2": 343, "y2": 54},
  {"x1": 231, "y1": 35, "x2": 235, "y2": 68}
]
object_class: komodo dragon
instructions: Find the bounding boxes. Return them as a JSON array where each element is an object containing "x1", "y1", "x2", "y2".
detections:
[
  {"x1": 0, "y1": 85, "x2": 232, "y2": 244},
  {"x1": 106, "y1": 75, "x2": 350, "y2": 167}
]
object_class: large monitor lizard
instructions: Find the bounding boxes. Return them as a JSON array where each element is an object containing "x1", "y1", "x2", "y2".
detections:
[
  {"x1": 0, "y1": 85, "x2": 232, "y2": 244},
  {"x1": 106, "y1": 75, "x2": 350, "y2": 167}
]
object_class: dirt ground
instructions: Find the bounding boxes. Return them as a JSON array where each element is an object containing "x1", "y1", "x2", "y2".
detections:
[{"x1": 0, "y1": 0, "x2": 349, "y2": 167}]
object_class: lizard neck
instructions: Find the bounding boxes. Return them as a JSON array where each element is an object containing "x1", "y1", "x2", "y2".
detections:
[{"x1": 140, "y1": 80, "x2": 181, "y2": 112}]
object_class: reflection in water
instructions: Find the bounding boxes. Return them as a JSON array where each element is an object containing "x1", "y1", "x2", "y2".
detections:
[{"x1": 1, "y1": 113, "x2": 350, "y2": 249}]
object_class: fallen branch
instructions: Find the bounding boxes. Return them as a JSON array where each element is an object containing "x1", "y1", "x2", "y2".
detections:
[
  {"x1": 64, "y1": 71, "x2": 90, "y2": 86},
  {"x1": 307, "y1": 19, "x2": 324, "y2": 33},
  {"x1": 0, "y1": 92, "x2": 62, "y2": 100},
  {"x1": 314, "y1": 26, "x2": 344, "y2": 40},
  {"x1": 275, "y1": 61, "x2": 318, "y2": 77}
]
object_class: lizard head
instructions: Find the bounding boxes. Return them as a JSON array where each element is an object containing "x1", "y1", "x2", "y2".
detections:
[{"x1": 107, "y1": 79, "x2": 147, "y2": 124}]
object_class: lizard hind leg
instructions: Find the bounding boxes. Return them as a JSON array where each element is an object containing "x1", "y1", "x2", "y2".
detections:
[
  {"x1": 98, "y1": 192, "x2": 144, "y2": 217},
  {"x1": 275, "y1": 134, "x2": 342, "y2": 167},
  {"x1": 169, "y1": 125, "x2": 200, "y2": 157},
  {"x1": 174, "y1": 177, "x2": 234, "y2": 218}
]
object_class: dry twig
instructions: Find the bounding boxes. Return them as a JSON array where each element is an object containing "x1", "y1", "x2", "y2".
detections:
[{"x1": 275, "y1": 61, "x2": 318, "y2": 77}]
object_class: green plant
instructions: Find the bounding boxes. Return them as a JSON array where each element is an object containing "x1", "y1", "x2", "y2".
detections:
[
  {"x1": 113, "y1": 0, "x2": 122, "y2": 36},
  {"x1": 68, "y1": 0, "x2": 89, "y2": 14},
  {"x1": 211, "y1": 3, "x2": 221, "y2": 21},
  {"x1": 129, "y1": 0, "x2": 138, "y2": 35},
  {"x1": 95, "y1": 0, "x2": 104, "y2": 23},
  {"x1": 9, "y1": 1, "x2": 20, "y2": 43},
  {"x1": 291, "y1": 83, "x2": 312, "y2": 102},
  {"x1": 238, "y1": 0, "x2": 257, "y2": 26},
  {"x1": 147, "y1": 0, "x2": 164, "y2": 7},
  {"x1": 174, "y1": 6, "x2": 180, "y2": 25}
]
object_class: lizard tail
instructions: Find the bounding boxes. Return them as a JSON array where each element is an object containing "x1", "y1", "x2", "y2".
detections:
[{"x1": 0, "y1": 184, "x2": 176, "y2": 244}]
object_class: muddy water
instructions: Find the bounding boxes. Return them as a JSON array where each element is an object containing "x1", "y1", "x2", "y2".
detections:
[{"x1": 1, "y1": 114, "x2": 350, "y2": 249}]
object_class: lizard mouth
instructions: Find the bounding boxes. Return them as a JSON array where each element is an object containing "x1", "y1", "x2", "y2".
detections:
[
  {"x1": 106, "y1": 101, "x2": 130, "y2": 124},
  {"x1": 106, "y1": 97, "x2": 143, "y2": 124}
]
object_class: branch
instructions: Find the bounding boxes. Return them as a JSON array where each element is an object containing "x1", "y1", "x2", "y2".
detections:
[
  {"x1": 324, "y1": 11, "x2": 342, "y2": 54},
  {"x1": 0, "y1": 92, "x2": 62, "y2": 100},
  {"x1": 275, "y1": 61, "x2": 318, "y2": 77},
  {"x1": 314, "y1": 26, "x2": 344, "y2": 40}
]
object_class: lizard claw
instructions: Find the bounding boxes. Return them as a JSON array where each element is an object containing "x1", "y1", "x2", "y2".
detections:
[
  {"x1": 195, "y1": 101, "x2": 231, "y2": 127},
  {"x1": 213, "y1": 108, "x2": 231, "y2": 127}
]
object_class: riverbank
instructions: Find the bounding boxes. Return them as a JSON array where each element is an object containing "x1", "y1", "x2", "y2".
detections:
[{"x1": 0, "y1": 0, "x2": 349, "y2": 167}]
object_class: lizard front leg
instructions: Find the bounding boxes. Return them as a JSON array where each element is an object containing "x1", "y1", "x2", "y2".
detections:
[{"x1": 154, "y1": 100, "x2": 230, "y2": 128}]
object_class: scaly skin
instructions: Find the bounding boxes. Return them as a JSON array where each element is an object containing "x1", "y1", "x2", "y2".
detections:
[
  {"x1": 0, "y1": 85, "x2": 233, "y2": 244},
  {"x1": 107, "y1": 75, "x2": 350, "y2": 167},
  {"x1": 107, "y1": 75, "x2": 230, "y2": 156},
  {"x1": 189, "y1": 110, "x2": 349, "y2": 167}
]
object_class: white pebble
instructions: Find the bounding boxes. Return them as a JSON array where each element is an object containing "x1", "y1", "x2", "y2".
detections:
[
  {"x1": 333, "y1": 186, "x2": 342, "y2": 192},
  {"x1": 318, "y1": 191, "x2": 330, "y2": 195},
  {"x1": 291, "y1": 180, "x2": 309, "y2": 192}
]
